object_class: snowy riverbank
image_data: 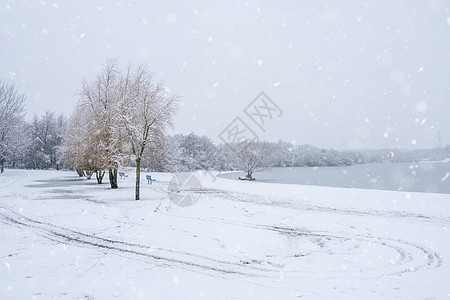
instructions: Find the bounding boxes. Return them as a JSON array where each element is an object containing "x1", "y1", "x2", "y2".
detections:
[
  {"x1": 1, "y1": 169, "x2": 449, "y2": 299},
  {"x1": 218, "y1": 162, "x2": 450, "y2": 194}
]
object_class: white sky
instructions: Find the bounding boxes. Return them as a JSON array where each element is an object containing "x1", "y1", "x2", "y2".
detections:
[{"x1": 1, "y1": 0, "x2": 450, "y2": 149}]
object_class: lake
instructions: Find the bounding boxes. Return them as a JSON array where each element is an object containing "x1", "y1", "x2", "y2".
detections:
[{"x1": 219, "y1": 162, "x2": 450, "y2": 194}]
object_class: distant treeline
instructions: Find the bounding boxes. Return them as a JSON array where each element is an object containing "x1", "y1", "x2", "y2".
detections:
[
  {"x1": 357, "y1": 147, "x2": 450, "y2": 163},
  {"x1": 2, "y1": 113, "x2": 449, "y2": 172},
  {"x1": 149, "y1": 133, "x2": 450, "y2": 172},
  {"x1": 1, "y1": 111, "x2": 66, "y2": 171},
  {"x1": 165, "y1": 134, "x2": 364, "y2": 172}
]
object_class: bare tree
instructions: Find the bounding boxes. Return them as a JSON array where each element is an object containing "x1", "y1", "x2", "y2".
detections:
[
  {"x1": 118, "y1": 64, "x2": 177, "y2": 200},
  {"x1": 78, "y1": 59, "x2": 125, "y2": 188},
  {"x1": 234, "y1": 141, "x2": 272, "y2": 180},
  {"x1": 61, "y1": 60, "x2": 177, "y2": 197},
  {"x1": 0, "y1": 80, "x2": 26, "y2": 173},
  {"x1": 59, "y1": 106, "x2": 104, "y2": 180}
]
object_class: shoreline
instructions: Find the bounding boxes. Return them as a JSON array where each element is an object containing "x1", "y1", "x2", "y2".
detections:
[{"x1": 216, "y1": 161, "x2": 450, "y2": 195}]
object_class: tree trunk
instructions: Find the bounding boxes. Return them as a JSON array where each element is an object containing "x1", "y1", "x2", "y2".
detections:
[
  {"x1": 76, "y1": 168, "x2": 84, "y2": 177},
  {"x1": 135, "y1": 158, "x2": 141, "y2": 200},
  {"x1": 113, "y1": 168, "x2": 118, "y2": 187},
  {"x1": 109, "y1": 168, "x2": 118, "y2": 189},
  {"x1": 0, "y1": 158, "x2": 4, "y2": 173},
  {"x1": 84, "y1": 169, "x2": 94, "y2": 179},
  {"x1": 96, "y1": 170, "x2": 105, "y2": 184}
]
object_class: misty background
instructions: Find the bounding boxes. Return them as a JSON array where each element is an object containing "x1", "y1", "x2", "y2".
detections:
[{"x1": 1, "y1": 0, "x2": 449, "y2": 150}]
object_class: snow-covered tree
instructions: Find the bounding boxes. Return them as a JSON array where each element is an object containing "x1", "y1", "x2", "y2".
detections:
[
  {"x1": 215, "y1": 144, "x2": 236, "y2": 171},
  {"x1": 59, "y1": 106, "x2": 105, "y2": 181},
  {"x1": 143, "y1": 134, "x2": 178, "y2": 172},
  {"x1": 117, "y1": 63, "x2": 177, "y2": 200},
  {"x1": 61, "y1": 60, "x2": 178, "y2": 197},
  {"x1": 173, "y1": 133, "x2": 219, "y2": 171},
  {"x1": 3, "y1": 119, "x2": 31, "y2": 169},
  {"x1": 28, "y1": 111, "x2": 66, "y2": 170},
  {"x1": 234, "y1": 141, "x2": 272, "y2": 180},
  {"x1": 0, "y1": 80, "x2": 26, "y2": 173},
  {"x1": 77, "y1": 59, "x2": 125, "y2": 188},
  {"x1": 272, "y1": 140, "x2": 296, "y2": 167}
]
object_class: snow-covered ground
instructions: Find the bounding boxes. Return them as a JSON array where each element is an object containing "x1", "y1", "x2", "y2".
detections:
[{"x1": 1, "y1": 169, "x2": 449, "y2": 299}]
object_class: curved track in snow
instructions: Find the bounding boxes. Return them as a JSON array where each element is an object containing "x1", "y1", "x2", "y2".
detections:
[{"x1": 0, "y1": 202, "x2": 442, "y2": 281}]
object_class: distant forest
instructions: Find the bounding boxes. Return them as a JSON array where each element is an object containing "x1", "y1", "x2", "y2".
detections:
[{"x1": 2, "y1": 111, "x2": 449, "y2": 173}]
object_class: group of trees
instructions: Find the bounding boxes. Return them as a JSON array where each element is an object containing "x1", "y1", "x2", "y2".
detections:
[
  {"x1": 171, "y1": 133, "x2": 226, "y2": 171},
  {"x1": 0, "y1": 79, "x2": 26, "y2": 172},
  {"x1": 3, "y1": 62, "x2": 450, "y2": 198},
  {"x1": 1, "y1": 61, "x2": 177, "y2": 200},
  {"x1": 168, "y1": 133, "x2": 364, "y2": 175},
  {"x1": 1, "y1": 80, "x2": 66, "y2": 172},
  {"x1": 164, "y1": 132, "x2": 370, "y2": 179},
  {"x1": 59, "y1": 59, "x2": 177, "y2": 200},
  {"x1": 28, "y1": 112, "x2": 66, "y2": 170}
]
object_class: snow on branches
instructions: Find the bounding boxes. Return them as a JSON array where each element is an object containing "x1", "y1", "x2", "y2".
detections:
[
  {"x1": 60, "y1": 59, "x2": 178, "y2": 199},
  {"x1": 0, "y1": 80, "x2": 26, "y2": 173}
]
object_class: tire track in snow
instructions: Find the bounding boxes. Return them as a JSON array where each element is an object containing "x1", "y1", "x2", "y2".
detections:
[
  {"x1": 0, "y1": 205, "x2": 279, "y2": 278},
  {"x1": 0, "y1": 197, "x2": 443, "y2": 281},
  {"x1": 164, "y1": 211, "x2": 443, "y2": 279},
  {"x1": 214, "y1": 189, "x2": 450, "y2": 225}
]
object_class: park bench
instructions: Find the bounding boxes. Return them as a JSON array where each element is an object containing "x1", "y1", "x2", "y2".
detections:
[
  {"x1": 146, "y1": 175, "x2": 156, "y2": 184},
  {"x1": 119, "y1": 172, "x2": 128, "y2": 180}
]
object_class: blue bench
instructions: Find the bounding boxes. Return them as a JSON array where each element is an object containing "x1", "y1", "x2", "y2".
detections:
[
  {"x1": 146, "y1": 175, "x2": 156, "y2": 184},
  {"x1": 119, "y1": 172, "x2": 128, "y2": 180}
]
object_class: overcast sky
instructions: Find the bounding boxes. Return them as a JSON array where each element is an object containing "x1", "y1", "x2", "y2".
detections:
[{"x1": 1, "y1": 0, "x2": 449, "y2": 149}]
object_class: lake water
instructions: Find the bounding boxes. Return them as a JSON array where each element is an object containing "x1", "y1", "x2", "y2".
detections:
[{"x1": 219, "y1": 162, "x2": 450, "y2": 194}]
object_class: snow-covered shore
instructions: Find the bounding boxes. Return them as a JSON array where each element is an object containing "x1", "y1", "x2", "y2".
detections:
[{"x1": 1, "y1": 169, "x2": 449, "y2": 299}]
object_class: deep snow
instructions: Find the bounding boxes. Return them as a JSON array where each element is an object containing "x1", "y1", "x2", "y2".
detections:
[{"x1": 1, "y1": 169, "x2": 449, "y2": 299}]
